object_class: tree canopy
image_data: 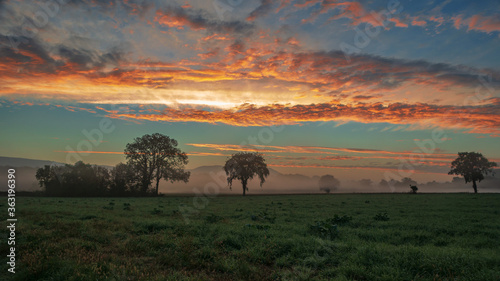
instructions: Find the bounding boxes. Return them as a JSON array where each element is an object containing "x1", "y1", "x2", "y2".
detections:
[
  {"x1": 35, "y1": 161, "x2": 110, "y2": 196},
  {"x1": 448, "y1": 152, "x2": 497, "y2": 193},
  {"x1": 318, "y1": 174, "x2": 340, "y2": 193},
  {"x1": 223, "y1": 152, "x2": 269, "y2": 196},
  {"x1": 125, "y1": 133, "x2": 190, "y2": 195}
]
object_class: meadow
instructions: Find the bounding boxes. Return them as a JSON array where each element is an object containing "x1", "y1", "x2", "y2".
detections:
[{"x1": 2, "y1": 194, "x2": 499, "y2": 280}]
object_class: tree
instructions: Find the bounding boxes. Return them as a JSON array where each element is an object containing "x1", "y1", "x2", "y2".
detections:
[
  {"x1": 318, "y1": 175, "x2": 340, "y2": 193},
  {"x1": 93, "y1": 165, "x2": 111, "y2": 195},
  {"x1": 36, "y1": 164, "x2": 64, "y2": 196},
  {"x1": 224, "y1": 152, "x2": 269, "y2": 196},
  {"x1": 448, "y1": 152, "x2": 497, "y2": 193},
  {"x1": 36, "y1": 161, "x2": 110, "y2": 196},
  {"x1": 110, "y1": 163, "x2": 138, "y2": 196},
  {"x1": 125, "y1": 133, "x2": 190, "y2": 195},
  {"x1": 63, "y1": 161, "x2": 110, "y2": 196},
  {"x1": 410, "y1": 185, "x2": 418, "y2": 194}
]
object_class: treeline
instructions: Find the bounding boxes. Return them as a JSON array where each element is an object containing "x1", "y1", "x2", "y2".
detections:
[
  {"x1": 36, "y1": 161, "x2": 148, "y2": 197},
  {"x1": 36, "y1": 133, "x2": 190, "y2": 197}
]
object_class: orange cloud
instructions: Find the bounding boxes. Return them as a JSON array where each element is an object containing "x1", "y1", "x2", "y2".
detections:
[
  {"x1": 411, "y1": 17, "x2": 427, "y2": 26},
  {"x1": 328, "y1": 2, "x2": 385, "y2": 27},
  {"x1": 447, "y1": 14, "x2": 500, "y2": 34},
  {"x1": 294, "y1": 0, "x2": 321, "y2": 9},
  {"x1": 427, "y1": 15, "x2": 446, "y2": 27},
  {"x1": 389, "y1": 17, "x2": 408, "y2": 28},
  {"x1": 185, "y1": 143, "x2": 288, "y2": 153},
  {"x1": 276, "y1": 0, "x2": 292, "y2": 13},
  {"x1": 467, "y1": 14, "x2": 500, "y2": 33},
  {"x1": 153, "y1": 7, "x2": 253, "y2": 34},
  {"x1": 2, "y1": 28, "x2": 498, "y2": 110},
  {"x1": 186, "y1": 144, "x2": 464, "y2": 163},
  {"x1": 186, "y1": 152, "x2": 230, "y2": 157},
  {"x1": 451, "y1": 15, "x2": 463, "y2": 29},
  {"x1": 197, "y1": 48, "x2": 220, "y2": 60},
  {"x1": 102, "y1": 100, "x2": 500, "y2": 136},
  {"x1": 154, "y1": 10, "x2": 201, "y2": 30}
]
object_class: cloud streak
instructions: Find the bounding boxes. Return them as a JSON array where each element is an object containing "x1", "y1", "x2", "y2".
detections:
[
  {"x1": 154, "y1": 6, "x2": 254, "y2": 34},
  {"x1": 103, "y1": 100, "x2": 500, "y2": 135}
]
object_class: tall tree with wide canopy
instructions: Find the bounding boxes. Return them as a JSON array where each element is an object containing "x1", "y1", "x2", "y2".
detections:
[
  {"x1": 318, "y1": 174, "x2": 340, "y2": 193},
  {"x1": 224, "y1": 152, "x2": 269, "y2": 196},
  {"x1": 448, "y1": 152, "x2": 497, "y2": 193},
  {"x1": 125, "y1": 133, "x2": 190, "y2": 195}
]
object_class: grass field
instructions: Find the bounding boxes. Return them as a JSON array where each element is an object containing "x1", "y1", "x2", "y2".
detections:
[{"x1": 2, "y1": 194, "x2": 500, "y2": 280}]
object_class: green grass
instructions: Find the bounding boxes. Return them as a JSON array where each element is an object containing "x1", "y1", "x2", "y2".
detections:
[{"x1": 2, "y1": 194, "x2": 500, "y2": 280}]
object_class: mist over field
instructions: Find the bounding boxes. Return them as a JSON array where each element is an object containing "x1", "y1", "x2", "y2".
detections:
[
  {"x1": 3, "y1": 157, "x2": 498, "y2": 195},
  {"x1": 164, "y1": 166, "x2": 500, "y2": 194}
]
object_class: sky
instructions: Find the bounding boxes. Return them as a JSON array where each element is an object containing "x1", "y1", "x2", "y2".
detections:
[{"x1": 0, "y1": 0, "x2": 499, "y2": 184}]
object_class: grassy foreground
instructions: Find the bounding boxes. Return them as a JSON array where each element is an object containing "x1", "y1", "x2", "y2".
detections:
[{"x1": 2, "y1": 194, "x2": 500, "y2": 280}]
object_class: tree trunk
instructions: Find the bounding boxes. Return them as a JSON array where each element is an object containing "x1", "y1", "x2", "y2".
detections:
[
  {"x1": 154, "y1": 166, "x2": 163, "y2": 196},
  {"x1": 242, "y1": 179, "x2": 247, "y2": 196},
  {"x1": 155, "y1": 177, "x2": 160, "y2": 196},
  {"x1": 472, "y1": 180, "x2": 477, "y2": 193}
]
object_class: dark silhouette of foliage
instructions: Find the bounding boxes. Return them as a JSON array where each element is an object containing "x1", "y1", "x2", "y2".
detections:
[
  {"x1": 318, "y1": 174, "x2": 340, "y2": 193},
  {"x1": 410, "y1": 185, "x2": 418, "y2": 194},
  {"x1": 110, "y1": 163, "x2": 139, "y2": 196},
  {"x1": 36, "y1": 161, "x2": 110, "y2": 196},
  {"x1": 36, "y1": 164, "x2": 64, "y2": 196},
  {"x1": 35, "y1": 133, "x2": 190, "y2": 197},
  {"x1": 224, "y1": 152, "x2": 269, "y2": 196},
  {"x1": 448, "y1": 152, "x2": 497, "y2": 193},
  {"x1": 124, "y1": 133, "x2": 190, "y2": 195}
]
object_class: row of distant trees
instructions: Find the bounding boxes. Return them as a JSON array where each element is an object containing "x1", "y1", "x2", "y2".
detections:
[
  {"x1": 36, "y1": 133, "x2": 190, "y2": 196},
  {"x1": 318, "y1": 176, "x2": 418, "y2": 193},
  {"x1": 36, "y1": 133, "x2": 497, "y2": 196},
  {"x1": 318, "y1": 152, "x2": 497, "y2": 194},
  {"x1": 36, "y1": 133, "x2": 270, "y2": 196}
]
